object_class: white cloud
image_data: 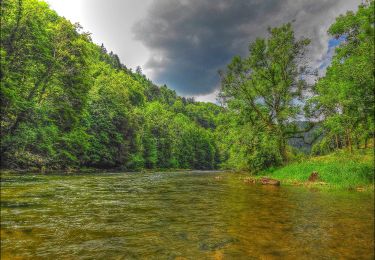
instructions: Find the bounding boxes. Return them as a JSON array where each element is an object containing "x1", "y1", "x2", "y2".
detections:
[
  {"x1": 45, "y1": 0, "x2": 152, "y2": 71},
  {"x1": 194, "y1": 89, "x2": 220, "y2": 104}
]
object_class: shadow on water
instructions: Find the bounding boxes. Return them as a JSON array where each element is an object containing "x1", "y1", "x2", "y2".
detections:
[{"x1": 1, "y1": 171, "x2": 374, "y2": 259}]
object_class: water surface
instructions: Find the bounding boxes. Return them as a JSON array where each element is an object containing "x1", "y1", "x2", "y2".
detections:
[{"x1": 1, "y1": 171, "x2": 374, "y2": 259}]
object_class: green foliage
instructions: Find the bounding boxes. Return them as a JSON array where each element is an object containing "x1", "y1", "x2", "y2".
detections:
[
  {"x1": 1, "y1": 0, "x2": 373, "y2": 179},
  {"x1": 219, "y1": 23, "x2": 311, "y2": 170},
  {"x1": 310, "y1": 1, "x2": 374, "y2": 153},
  {"x1": 218, "y1": 1, "x2": 374, "y2": 173},
  {"x1": 0, "y1": 0, "x2": 220, "y2": 171},
  {"x1": 1, "y1": 0, "x2": 93, "y2": 169},
  {"x1": 215, "y1": 112, "x2": 281, "y2": 172},
  {"x1": 136, "y1": 102, "x2": 218, "y2": 170}
]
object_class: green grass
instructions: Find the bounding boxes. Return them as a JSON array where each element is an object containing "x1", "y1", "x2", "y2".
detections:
[{"x1": 261, "y1": 148, "x2": 374, "y2": 191}]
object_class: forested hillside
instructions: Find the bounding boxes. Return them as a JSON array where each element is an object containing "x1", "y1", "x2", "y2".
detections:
[
  {"x1": 1, "y1": 0, "x2": 374, "y2": 172},
  {"x1": 0, "y1": 0, "x2": 222, "y2": 170}
]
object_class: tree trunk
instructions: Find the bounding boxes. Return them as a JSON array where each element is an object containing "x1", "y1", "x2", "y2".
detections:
[
  {"x1": 335, "y1": 134, "x2": 339, "y2": 149},
  {"x1": 278, "y1": 136, "x2": 288, "y2": 162},
  {"x1": 346, "y1": 129, "x2": 352, "y2": 153},
  {"x1": 356, "y1": 139, "x2": 360, "y2": 149}
]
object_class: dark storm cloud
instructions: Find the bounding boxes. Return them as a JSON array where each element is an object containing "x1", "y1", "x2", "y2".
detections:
[{"x1": 133, "y1": 0, "x2": 359, "y2": 95}]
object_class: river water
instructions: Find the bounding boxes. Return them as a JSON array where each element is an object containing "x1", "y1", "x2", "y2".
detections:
[{"x1": 1, "y1": 171, "x2": 374, "y2": 259}]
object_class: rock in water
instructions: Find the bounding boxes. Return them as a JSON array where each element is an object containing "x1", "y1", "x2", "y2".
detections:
[
  {"x1": 259, "y1": 177, "x2": 280, "y2": 186},
  {"x1": 243, "y1": 177, "x2": 256, "y2": 184},
  {"x1": 308, "y1": 171, "x2": 319, "y2": 182}
]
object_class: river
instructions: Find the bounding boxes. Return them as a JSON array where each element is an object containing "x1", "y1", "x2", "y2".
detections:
[{"x1": 1, "y1": 171, "x2": 374, "y2": 259}]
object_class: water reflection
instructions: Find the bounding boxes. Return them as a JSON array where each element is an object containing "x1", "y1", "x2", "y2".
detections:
[{"x1": 1, "y1": 172, "x2": 374, "y2": 259}]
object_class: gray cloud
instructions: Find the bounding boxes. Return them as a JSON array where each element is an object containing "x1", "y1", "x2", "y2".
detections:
[{"x1": 133, "y1": 0, "x2": 359, "y2": 96}]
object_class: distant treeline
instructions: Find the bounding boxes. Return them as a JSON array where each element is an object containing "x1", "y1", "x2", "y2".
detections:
[{"x1": 1, "y1": 0, "x2": 373, "y2": 172}]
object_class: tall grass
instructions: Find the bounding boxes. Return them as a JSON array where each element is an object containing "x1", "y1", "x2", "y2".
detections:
[{"x1": 262, "y1": 148, "x2": 374, "y2": 190}]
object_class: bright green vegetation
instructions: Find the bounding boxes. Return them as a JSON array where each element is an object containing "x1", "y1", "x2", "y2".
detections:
[
  {"x1": 218, "y1": 1, "x2": 374, "y2": 172},
  {"x1": 1, "y1": 0, "x2": 374, "y2": 189},
  {"x1": 262, "y1": 148, "x2": 374, "y2": 190},
  {"x1": 1, "y1": 0, "x2": 221, "y2": 171},
  {"x1": 1, "y1": 171, "x2": 374, "y2": 259},
  {"x1": 1, "y1": 1, "x2": 374, "y2": 258}
]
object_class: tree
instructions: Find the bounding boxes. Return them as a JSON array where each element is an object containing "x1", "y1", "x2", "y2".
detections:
[
  {"x1": 85, "y1": 62, "x2": 144, "y2": 168},
  {"x1": 220, "y1": 23, "x2": 311, "y2": 163},
  {"x1": 1, "y1": 0, "x2": 92, "y2": 168},
  {"x1": 310, "y1": 1, "x2": 374, "y2": 153}
]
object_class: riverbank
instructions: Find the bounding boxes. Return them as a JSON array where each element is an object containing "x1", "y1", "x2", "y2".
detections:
[
  {"x1": 2, "y1": 149, "x2": 373, "y2": 192},
  {"x1": 259, "y1": 148, "x2": 374, "y2": 191},
  {"x1": 0, "y1": 167, "x2": 224, "y2": 175}
]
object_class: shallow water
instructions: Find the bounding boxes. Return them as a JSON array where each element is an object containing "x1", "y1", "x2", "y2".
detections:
[{"x1": 1, "y1": 171, "x2": 374, "y2": 259}]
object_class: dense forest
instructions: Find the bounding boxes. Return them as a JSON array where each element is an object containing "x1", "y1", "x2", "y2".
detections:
[{"x1": 1, "y1": 0, "x2": 374, "y2": 172}]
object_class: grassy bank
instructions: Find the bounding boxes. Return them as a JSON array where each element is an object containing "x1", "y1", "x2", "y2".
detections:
[{"x1": 261, "y1": 148, "x2": 374, "y2": 191}]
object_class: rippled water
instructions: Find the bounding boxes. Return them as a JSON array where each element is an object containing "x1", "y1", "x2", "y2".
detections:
[{"x1": 1, "y1": 171, "x2": 374, "y2": 259}]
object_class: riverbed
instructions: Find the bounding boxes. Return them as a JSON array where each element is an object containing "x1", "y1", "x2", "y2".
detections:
[{"x1": 1, "y1": 171, "x2": 374, "y2": 259}]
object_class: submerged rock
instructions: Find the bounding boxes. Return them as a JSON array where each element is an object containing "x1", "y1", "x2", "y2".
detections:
[
  {"x1": 199, "y1": 237, "x2": 238, "y2": 251},
  {"x1": 259, "y1": 177, "x2": 280, "y2": 186},
  {"x1": 243, "y1": 177, "x2": 256, "y2": 184},
  {"x1": 244, "y1": 176, "x2": 280, "y2": 185}
]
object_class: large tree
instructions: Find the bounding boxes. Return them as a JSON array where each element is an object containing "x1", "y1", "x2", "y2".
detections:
[
  {"x1": 220, "y1": 23, "x2": 310, "y2": 162},
  {"x1": 310, "y1": 1, "x2": 374, "y2": 153}
]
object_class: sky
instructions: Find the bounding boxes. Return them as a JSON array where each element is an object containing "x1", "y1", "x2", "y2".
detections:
[{"x1": 46, "y1": 0, "x2": 360, "y2": 102}]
